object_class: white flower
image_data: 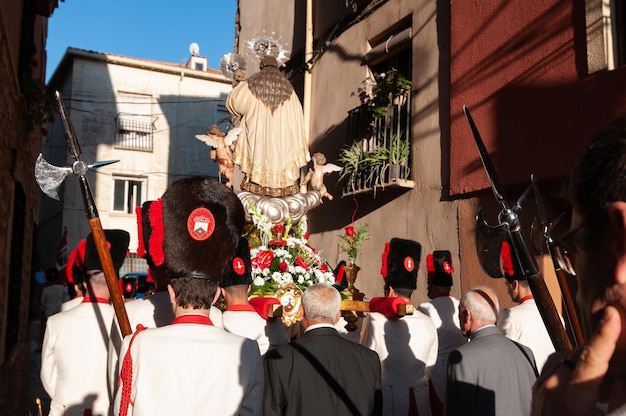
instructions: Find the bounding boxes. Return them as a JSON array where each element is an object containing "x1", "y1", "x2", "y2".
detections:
[{"x1": 253, "y1": 276, "x2": 266, "y2": 286}]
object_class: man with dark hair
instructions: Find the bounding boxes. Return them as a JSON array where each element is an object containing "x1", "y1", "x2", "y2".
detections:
[
  {"x1": 532, "y1": 115, "x2": 626, "y2": 415},
  {"x1": 360, "y1": 238, "x2": 438, "y2": 416},
  {"x1": 445, "y1": 287, "x2": 537, "y2": 416},
  {"x1": 221, "y1": 237, "x2": 288, "y2": 354},
  {"x1": 497, "y1": 240, "x2": 556, "y2": 372},
  {"x1": 264, "y1": 283, "x2": 382, "y2": 415},
  {"x1": 41, "y1": 229, "x2": 130, "y2": 416},
  {"x1": 418, "y1": 250, "x2": 467, "y2": 415},
  {"x1": 114, "y1": 177, "x2": 262, "y2": 416}
]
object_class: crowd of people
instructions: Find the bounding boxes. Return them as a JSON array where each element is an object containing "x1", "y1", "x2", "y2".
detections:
[{"x1": 38, "y1": 112, "x2": 626, "y2": 416}]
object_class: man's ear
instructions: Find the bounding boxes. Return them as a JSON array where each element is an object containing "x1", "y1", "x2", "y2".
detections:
[
  {"x1": 167, "y1": 284, "x2": 176, "y2": 304},
  {"x1": 212, "y1": 287, "x2": 221, "y2": 306},
  {"x1": 608, "y1": 201, "x2": 626, "y2": 284}
]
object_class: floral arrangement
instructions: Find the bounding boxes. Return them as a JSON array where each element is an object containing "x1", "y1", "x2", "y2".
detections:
[
  {"x1": 337, "y1": 199, "x2": 371, "y2": 264},
  {"x1": 245, "y1": 202, "x2": 335, "y2": 296}
]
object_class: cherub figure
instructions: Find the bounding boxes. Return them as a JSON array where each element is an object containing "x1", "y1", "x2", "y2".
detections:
[
  {"x1": 195, "y1": 125, "x2": 242, "y2": 188},
  {"x1": 302, "y1": 152, "x2": 341, "y2": 202}
]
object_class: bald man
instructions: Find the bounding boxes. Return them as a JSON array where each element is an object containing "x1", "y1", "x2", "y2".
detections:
[{"x1": 445, "y1": 287, "x2": 538, "y2": 416}]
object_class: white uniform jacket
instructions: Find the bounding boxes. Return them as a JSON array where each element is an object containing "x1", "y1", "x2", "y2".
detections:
[
  {"x1": 41, "y1": 300, "x2": 115, "y2": 416},
  {"x1": 497, "y1": 297, "x2": 555, "y2": 371},
  {"x1": 418, "y1": 296, "x2": 468, "y2": 401},
  {"x1": 222, "y1": 307, "x2": 288, "y2": 354},
  {"x1": 108, "y1": 292, "x2": 224, "y2": 396},
  {"x1": 113, "y1": 316, "x2": 263, "y2": 416},
  {"x1": 60, "y1": 296, "x2": 83, "y2": 312},
  {"x1": 360, "y1": 308, "x2": 439, "y2": 416}
]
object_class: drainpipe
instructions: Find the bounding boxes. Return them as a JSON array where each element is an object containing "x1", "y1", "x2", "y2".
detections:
[{"x1": 303, "y1": 0, "x2": 313, "y2": 142}]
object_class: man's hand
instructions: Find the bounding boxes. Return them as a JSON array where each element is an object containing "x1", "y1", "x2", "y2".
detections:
[{"x1": 532, "y1": 305, "x2": 622, "y2": 415}]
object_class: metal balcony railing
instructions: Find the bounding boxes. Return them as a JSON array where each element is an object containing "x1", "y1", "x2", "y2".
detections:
[{"x1": 342, "y1": 93, "x2": 413, "y2": 197}]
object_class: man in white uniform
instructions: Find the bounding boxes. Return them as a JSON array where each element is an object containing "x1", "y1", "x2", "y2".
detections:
[
  {"x1": 108, "y1": 200, "x2": 226, "y2": 395},
  {"x1": 497, "y1": 240, "x2": 556, "y2": 371},
  {"x1": 360, "y1": 238, "x2": 438, "y2": 416},
  {"x1": 113, "y1": 177, "x2": 262, "y2": 416},
  {"x1": 418, "y1": 250, "x2": 467, "y2": 415},
  {"x1": 221, "y1": 237, "x2": 289, "y2": 354},
  {"x1": 41, "y1": 229, "x2": 130, "y2": 416}
]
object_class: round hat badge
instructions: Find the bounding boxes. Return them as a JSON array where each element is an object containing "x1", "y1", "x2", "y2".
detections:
[
  {"x1": 443, "y1": 261, "x2": 452, "y2": 274},
  {"x1": 404, "y1": 256, "x2": 415, "y2": 272},
  {"x1": 232, "y1": 257, "x2": 246, "y2": 275},
  {"x1": 187, "y1": 208, "x2": 215, "y2": 241}
]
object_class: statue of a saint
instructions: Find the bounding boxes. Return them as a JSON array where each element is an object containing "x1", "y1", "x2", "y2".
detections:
[{"x1": 226, "y1": 56, "x2": 310, "y2": 197}]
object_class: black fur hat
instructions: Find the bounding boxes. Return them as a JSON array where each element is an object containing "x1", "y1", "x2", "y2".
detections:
[
  {"x1": 85, "y1": 229, "x2": 130, "y2": 276},
  {"x1": 221, "y1": 237, "x2": 253, "y2": 288},
  {"x1": 161, "y1": 177, "x2": 245, "y2": 281},
  {"x1": 120, "y1": 276, "x2": 137, "y2": 298},
  {"x1": 427, "y1": 250, "x2": 454, "y2": 287},
  {"x1": 381, "y1": 238, "x2": 421, "y2": 290}
]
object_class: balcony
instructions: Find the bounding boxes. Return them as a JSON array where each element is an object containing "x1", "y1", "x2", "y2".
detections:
[{"x1": 340, "y1": 94, "x2": 414, "y2": 198}]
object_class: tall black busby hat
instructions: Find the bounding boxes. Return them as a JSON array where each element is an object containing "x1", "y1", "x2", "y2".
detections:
[
  {"x1": 85, "y1": 229, "x2": 130, "y2": 275},
  {"x1": 381, "y1": 238, "x2": 421, "y2": 290},
  {"x1": 221, "y1": 237, "x2": 253, "y2": 288},
  {"x1": 160, "y1": 177, "x2": 245, "y2": 281},
  {"x1": 500, "y1": 240, "x2": 526, "y2": 281},
  {"x1": 426, "y1": 250, "x2": 454, "y2": 287},
  {"x1": 120, "y1": 276, "x2": 137, "y2": 298}
]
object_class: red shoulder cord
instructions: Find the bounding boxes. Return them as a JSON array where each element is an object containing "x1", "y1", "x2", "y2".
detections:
[{"x1": 118, "y1": 324, "x2": 147, "y2": 416}]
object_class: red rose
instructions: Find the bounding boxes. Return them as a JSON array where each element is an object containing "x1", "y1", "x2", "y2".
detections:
[
  {"x1": 279, "y1": 262, "x2": 289, "y2": 272},
  {"x1": 304, "y1": 232, "x2": 310, "y2": 240},
  {"x1": 252, "y1": 250, "x2": 274, "y2": 270},
  {"x1": 320, "y1": 264, "x2": 329, "y2": 272},
  {"x1": 295, "y1": 256, "x2": 309, "y2": 271},
  {"x1": 345, "y1": 226, "x2": 355, "y2": 236},
  {"x1": 274, "y1": 224, "x2": 285, "y2": 234},
  {"x1": 269, "y1": 239, "x2": 286, "y2": 247}
]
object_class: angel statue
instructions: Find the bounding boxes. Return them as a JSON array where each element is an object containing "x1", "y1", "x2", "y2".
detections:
[
  {"x1": 195, "y1": 125, "x2": 242, "y2": 188},
  {"x1": 301, "y1": 152, "x2": 341, "y2": 202}
]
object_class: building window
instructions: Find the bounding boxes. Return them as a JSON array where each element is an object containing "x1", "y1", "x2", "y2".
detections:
[
  {"x1": 113, "y1": 178, "x2": 145, "y2": 214},
  {"x1": 341, "y1": 23, "x2": 414, "y2": 197},
  {"x1": 115, "y1": 92, "x2": 154, "y2": 151}
]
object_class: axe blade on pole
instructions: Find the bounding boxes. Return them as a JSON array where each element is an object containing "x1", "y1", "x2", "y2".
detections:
[
  {"x1": 463, "y1": 105, "x2": 572, "y2": 352},
  {"x1": 36, "y1": 91, "x2": 133, "y2": 337},
  {"x1": 35, "y1": 153, "x2": 72, "y2": 201}
]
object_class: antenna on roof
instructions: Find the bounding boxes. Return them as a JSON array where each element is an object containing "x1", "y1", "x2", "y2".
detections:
[{"x1": 189, "y1": 42, "x2": 200, "y2": 56}]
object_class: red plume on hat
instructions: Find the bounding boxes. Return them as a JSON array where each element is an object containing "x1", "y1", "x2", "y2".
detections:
[
  {"x1": 381, "y1": 242, "x2": 391, "y2": 279},
  {"x1": 332, "y1": 260, "x2": 347, "y2": 290},
  {"x1": 66, "y1": 239, "x2": 87, "y2": 284},
  {"x1": 136, "y1": 200, "x2": 165, "y2": 267},
  {"x1": 500, "y1": 240, "x2": 526, "y2": 281}
]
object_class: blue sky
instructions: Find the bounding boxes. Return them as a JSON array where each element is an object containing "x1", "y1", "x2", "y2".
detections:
[{"x1": 46, "y1": 1, "x2": 237, "y2": 81}]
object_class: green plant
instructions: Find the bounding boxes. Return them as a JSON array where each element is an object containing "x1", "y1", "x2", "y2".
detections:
[
  {"x1": 363, "y1": 145, "x2": 389, "y2": 194},
  {"x1": 370, "y1": 68, "x2": 413, "y2": 118},
  {"x1": 390, "y1": 132, "x2": 410, "y2": 166},
  {"x1": 338, "y1": 142, "x2": 365, "y2": 189}
]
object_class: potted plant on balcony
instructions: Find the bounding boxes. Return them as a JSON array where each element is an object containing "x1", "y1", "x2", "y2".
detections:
[
  {"x1": 388, "y1": 131, "x2": 410, "y2": 180},
  {"x1": 338, "y1": 142, "x2": 365, "y2": 193},
  {"x1": 371, "y1": 68, "x2": 413, "y2": 118}
]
